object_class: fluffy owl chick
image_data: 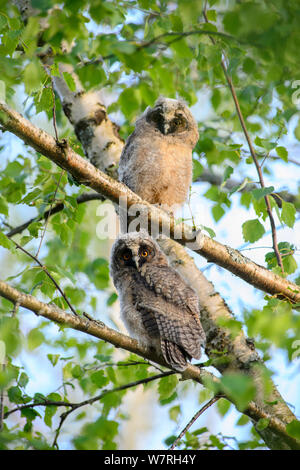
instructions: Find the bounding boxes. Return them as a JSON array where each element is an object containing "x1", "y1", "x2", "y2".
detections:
[
  {"x1": 110, "y1": 231, "x2": 205, "y2": 371},
  {"x1": 118, "y1": 97, "x2": 199, "y2": 211}
]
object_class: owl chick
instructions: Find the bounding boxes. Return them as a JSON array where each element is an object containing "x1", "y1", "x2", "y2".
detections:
[
  {"x1": 118, "y1": 97, "x2": 199, "y2": 211},
  {"x1": 110, "y1": 231, "x2": 205, "y2": 371}
]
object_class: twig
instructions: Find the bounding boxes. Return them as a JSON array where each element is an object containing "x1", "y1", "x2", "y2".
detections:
[
  {"x1": 11, "y1": 300, "x2": 20, "y2": 317},
  {"x1": 169, "y1": 395, "x2": 221, "y2": 450},
  {"x1": 50, "y1": 77, "x2": 59, "y2": 143},
  {"x1": 82, "y1": 29, "x2": 238, "y2": 65},
  {"x1": 202, "y1": 7, "x2": 284, "y2": 273},
  {"x1": 6, "y1": 192, "x2": 104, "y2": 238},
  {"x1": 0, "y1": 363, "x2": 5, "y2": 432},
  {"x1": 35, "y1": 169, "x2": 64, "y2": 258},
  {"x1": 12, "y1": 239, "x2": 78, "y2": 316}
]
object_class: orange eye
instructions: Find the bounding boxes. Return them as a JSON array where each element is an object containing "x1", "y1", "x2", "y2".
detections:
[
  {"x1": 122, "y1": 250, "x2": 131, "y2": 261},
  {"x1": 141, "y1": 249, "x2": 148, "y2": 258}
]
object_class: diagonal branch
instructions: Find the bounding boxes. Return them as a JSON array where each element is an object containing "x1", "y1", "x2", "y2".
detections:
[
  {"x1": 169, "y1": 395, "x2": 221, "y2": 450},
  {"x1": 0, "y1": 101, "x2": 299, "y2": 305},
  {"x1": 0, "y1": 279, "x2": 216, "y2": 385}
]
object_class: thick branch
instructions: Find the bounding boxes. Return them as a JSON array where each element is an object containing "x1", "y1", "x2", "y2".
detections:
[
  {"x1": 0, "y1": 279, "x2": 214, "y2": 385},
  {"x1": 0, "y1": 101, "x2": 299, "y2": 304},
  {"x1": 49, "y1": 64, "x2": 124, "y2": 176}
]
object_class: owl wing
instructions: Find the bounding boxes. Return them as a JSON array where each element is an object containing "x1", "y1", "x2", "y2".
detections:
[{"x1": 133, "y1": 267, "x2": 205, "y2": 371}]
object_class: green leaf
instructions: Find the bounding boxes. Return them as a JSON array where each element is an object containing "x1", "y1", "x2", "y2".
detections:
[
  {"x1": 281, "y1": 201, "x2": 296, "y2": 228},
  {"x1": 0, "y1": 80, "x2": 6, "y2": 102},
  {"x1": 201, "y1": 225, "x2": 216, "y2": 238},
  {"x1": 221, "y1": 373, "x2": 256, "y2": 411},
  {"x1": 35, "y1": 87, "x2": 53, "y2": 114},
  {"x1": 251, "y1": 186, "x2": 274, "y2": 200},
  {"x1": 0, "y1": 195, "x2": 8, "y2": 216},
  {"x1": 286, "y1": 420, "x2": 300, "y2": 440},
  {"x1": 294, "y1": 119, "x2": 300, "y2": 141},
  {"x1": 62, "y1": 71, "x2": 76, "y2": 92},
  {"x1": 192, "y1": 159, "x2": 203, "y2": 181},
  {"x1": 212, "y1": 204, "x2": 225, "y2": 222},
  {"x1": 71, "y1": 364, "x2": 83, "y2": 379},
  {"x1": 90, "y1": 370, "x2": 109, "y2": 388},
  {"x1": 236, "y1": 414, "x2": 250, "y2": 426},
  {"x1": 107, "y1": 292, "x2": 118, "y2": 306},
  {"x1": 169, "y1": 405, "x2": 181, "y2": 422},
  {"x1": 31, "y1": 0, "x2": 53, "y2": 11},
  {"x1": 44, "y1": 405, "x2": 57, "y2": 428},
  {"x1": 222, "y1": 165, "x2": 234, "y2": 185},
  {"x1": 254, "y1": 136, "x2": 277, "y2": 151},
  {"x1": 256, "y1": 418, "x2": 270, "y2": 431},
  {"x1": 216, "y1": 398, "x2": 231, "y2": 417},
  {"x1": 0, "y1": 231, "x2": 14, "y2": 251},
  {"x1": 47, "y1": 354, "x2": 60, "y2": 366},
  {"x1": 276, "y1": 146, "x2": 288, "y2": 162},
  {"x1": 18, "y1": 372, "x2": 29, "y2": 388},
  {"x1": 21, "y1": 407, "x2": 40, "y2": 421},
  {"x1": 242, "y1": 219, "x2": 265, "y2": 243},
  {"x1": 8, "y1": 386, "x2": 23, "y2": 404},
  {"x1": 23, "y1": 60, "x2": 45, "y2": 95},
  {"x1": 158, "y1": 374, "x2": 178, "y2": 402},
  {"x1": 27, "y1": 328, "x2": 45, "y2": 350}
]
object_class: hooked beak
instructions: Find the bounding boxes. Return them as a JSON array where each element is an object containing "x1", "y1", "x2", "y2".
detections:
[
  {"x1": 133, "y1": 255, "x2": 140, "y2": 269},
  {"x1": 163, "y1": 122, "x2": 170, "y2": 135}
]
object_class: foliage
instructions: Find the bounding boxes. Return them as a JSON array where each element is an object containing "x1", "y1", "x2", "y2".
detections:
[{"x1": 0, "y1": 0, "x2": 299, "y2": 450}]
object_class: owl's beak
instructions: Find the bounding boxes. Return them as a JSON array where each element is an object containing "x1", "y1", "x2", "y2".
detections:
[
  {"x1": 133, "y1": 255, "x2": 140, "y2": 269},
  {"x1": 163, "y1": 122, "x2": 170, "y2": 135}
]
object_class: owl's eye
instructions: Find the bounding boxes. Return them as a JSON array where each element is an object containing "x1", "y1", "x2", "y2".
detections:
[
  {"x1": 122, "y1": 250, "x2": 132, "y2": 261},
  {"x1": 141, "y1": 249, "x2": 149, "y2": 258}
]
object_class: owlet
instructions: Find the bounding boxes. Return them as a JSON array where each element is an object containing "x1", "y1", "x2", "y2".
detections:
[
  {"x1": 118, "y1": 96, "x2": 199, "y2": 212},
  {"x1": 110, "y1": 231, "x2": 206, "y2": 371}
]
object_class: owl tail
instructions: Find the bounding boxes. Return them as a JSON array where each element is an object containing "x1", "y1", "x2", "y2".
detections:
[{"x1": 160, "y1": 339, "x2": 190, "y2": 372}]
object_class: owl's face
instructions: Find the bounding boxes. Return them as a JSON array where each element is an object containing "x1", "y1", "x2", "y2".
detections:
[
  {"x1": 142, "y1": 97, "x2": 198, "y2": 146},
  {"x1": 110, "y1": 232, "x2": 167, "y2": 276}
]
